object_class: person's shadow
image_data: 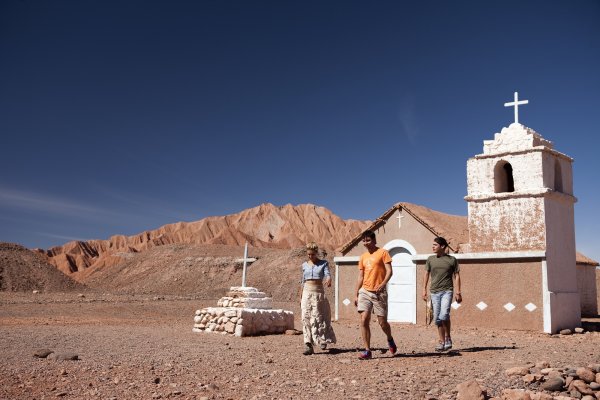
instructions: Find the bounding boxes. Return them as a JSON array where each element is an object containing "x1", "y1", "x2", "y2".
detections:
[
  {"x1": 391, "y1": 345, "x2": 516, "y2": 358},
  {"x1": 312, "y1": 345, "x2": 516, "y2": 357}
]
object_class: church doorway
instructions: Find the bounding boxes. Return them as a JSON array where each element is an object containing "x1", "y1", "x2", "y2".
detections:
[{"x1": 383, "y1": 240, "x2": 417, "y2": 323}]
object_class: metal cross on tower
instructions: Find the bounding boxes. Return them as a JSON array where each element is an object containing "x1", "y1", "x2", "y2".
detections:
[{"x1": 504, "y1": 91, "x2": 529, "y2": 124}]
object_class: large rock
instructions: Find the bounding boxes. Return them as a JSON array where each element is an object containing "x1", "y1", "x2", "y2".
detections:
[
  {"x1": 540, "y1": 376, "x2": 565, "y2": 392},
  {"x1": 576, "y1": 368, "x2": 596, "y2": 384},
  {"x1": 456, "y1": 379, "x2": 485, "y2": 400},
  {"x1": 500, "y1": 389, "x2": 531, "y2": 400}
]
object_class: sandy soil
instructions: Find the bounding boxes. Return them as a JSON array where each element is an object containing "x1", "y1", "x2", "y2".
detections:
[{"x1": 1, "y1": 293, "x2": 599, "y2": 400}]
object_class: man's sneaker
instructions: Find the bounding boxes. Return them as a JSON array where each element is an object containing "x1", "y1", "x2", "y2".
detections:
[
  {"x1": 388, "y1": 338, "x2": 397, "y2": 355},
  {"x1": 358, "y1": 350, "x2": 372, "y2": 360},
  {"x1": 303, "y1": 343, "x2": 314, "y2": 355},
  {"x1": 435, "y1": 342, "x2": 445, "y2": 352},
  {"x1": 444, "y1": 338, "x2": 453, "y2": 351}
]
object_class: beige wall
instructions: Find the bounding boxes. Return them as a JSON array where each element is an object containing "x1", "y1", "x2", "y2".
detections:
[
  {"x1": 337, "y1": 257, "x2": 545, "y2": 332},
  {"x1": 416, "y1": 259, "x2": 544, "y2": 331},
  {"x1": 577, "y1": 264, "x2": 598, "y2": 316}
]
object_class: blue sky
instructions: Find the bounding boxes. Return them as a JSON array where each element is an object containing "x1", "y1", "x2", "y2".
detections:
[{"x1": 1, "y1": 1, "x2": 599, "y2": 261}]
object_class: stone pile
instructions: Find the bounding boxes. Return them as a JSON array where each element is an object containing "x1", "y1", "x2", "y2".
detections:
[
  {"x1": 192, "y1": 286, "x2": 294, "y2": 337},
  {"x1": 216, "y1": 286, "x2": 273, "y2": 309},
  {"x1": 457, "y1": 362, "x2": 600, "y2": 400}
]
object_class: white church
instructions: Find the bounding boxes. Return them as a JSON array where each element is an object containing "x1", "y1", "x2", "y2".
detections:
[{"x1": 333, "y1": 93, "x2": 599, "y2": 333}]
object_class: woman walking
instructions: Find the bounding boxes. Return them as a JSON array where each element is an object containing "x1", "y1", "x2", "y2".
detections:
[{"x1": 300, "y1": 242, "x2": 336, "y2": 355}]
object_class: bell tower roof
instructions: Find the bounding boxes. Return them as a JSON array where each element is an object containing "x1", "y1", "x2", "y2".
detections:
[{"x1": 482, "y1": 123, "x2": 553, "y2": 155}]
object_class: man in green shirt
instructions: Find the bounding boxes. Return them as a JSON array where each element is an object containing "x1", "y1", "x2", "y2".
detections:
[{"x1": 422, "y1": 237, "x2": 462, "y2": 352}]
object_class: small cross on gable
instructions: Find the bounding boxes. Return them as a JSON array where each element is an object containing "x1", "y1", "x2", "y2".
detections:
[{"x1": 396, "y1": 212, "x2": 404, "y2": 228}]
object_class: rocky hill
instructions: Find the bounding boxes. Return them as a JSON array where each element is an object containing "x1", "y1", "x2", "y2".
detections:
[
  {"x1": 79, "y1": 243, "x2": 330, "y2": 301},
  {"x1": 0, "y1": 242, "x2": 84, "y2": 292},
  {"x1": 42, "y1": 203, "x2": 370, "y2": 281}
]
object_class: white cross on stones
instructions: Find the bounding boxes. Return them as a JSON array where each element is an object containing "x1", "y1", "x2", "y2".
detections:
[
  {"x1": 239, "y1": 242, "x2": 255, "y2": 287},
  {"x1": 504, "y1": 91, "x2": 529, "y2": 124}
]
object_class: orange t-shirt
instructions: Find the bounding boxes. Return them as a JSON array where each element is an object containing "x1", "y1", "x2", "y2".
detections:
[{"x1": 358, "y1": 248, "x2": 392, "y2": 291}]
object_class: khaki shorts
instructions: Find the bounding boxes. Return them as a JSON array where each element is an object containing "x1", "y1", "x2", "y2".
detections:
[{"x1": 357, "y1": 287, "x2": 388, "y2": 317}]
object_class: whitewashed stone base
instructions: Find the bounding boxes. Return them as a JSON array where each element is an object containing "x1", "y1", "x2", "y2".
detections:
[
  {"x1": 217, "y1": 296, "x2": 273, "y2": 309},
  {"x1": 193, "y1": 307, "x2": 294, "y2": 337}
]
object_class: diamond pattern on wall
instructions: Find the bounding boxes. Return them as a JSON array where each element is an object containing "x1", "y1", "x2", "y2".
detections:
[
  {"x1": 451, "y1": 302, "x2": 461, "y2": 310},
  {"x1": 503, "y1": 303, "x2": 515, "y2": 312},
  {"x1": 342, "y1": 298, "x2": 351, "y2": 306},
  {"x1": 525, "y1": 303, "x2": 537, "y2": 312},
  {"x1": 476, "y1": 301, "x2": 488, "y2": 311}
]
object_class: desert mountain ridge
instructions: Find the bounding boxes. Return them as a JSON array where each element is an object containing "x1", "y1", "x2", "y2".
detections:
[{"x1": 42, "y1": 202, "x2": 371, "y2": 281}]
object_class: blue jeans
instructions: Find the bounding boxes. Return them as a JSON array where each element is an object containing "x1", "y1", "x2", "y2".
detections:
[{"x1": 431, "y1": 290, "x2": 453, "y2": 326}]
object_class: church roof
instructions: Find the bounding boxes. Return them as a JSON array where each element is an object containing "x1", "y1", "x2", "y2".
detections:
[
  {"x1": 340, "y1": 202, "x2": 469, "y2": 254},
  {"x1": 576, "y1": 252, "x2": 600, "y2": 266},
  {"x1": 340, "y1": 202, "x2": 599, "y2": 266}
]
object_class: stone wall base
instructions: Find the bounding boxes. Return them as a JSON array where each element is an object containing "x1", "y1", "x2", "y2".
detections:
[{"x1": 193, "y1": 307, "x2": 294, "y2": 337}]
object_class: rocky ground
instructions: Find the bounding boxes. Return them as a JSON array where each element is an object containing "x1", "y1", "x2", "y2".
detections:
[{"x1": 1, "y1": 292, "x2": 599, "y2": 400}]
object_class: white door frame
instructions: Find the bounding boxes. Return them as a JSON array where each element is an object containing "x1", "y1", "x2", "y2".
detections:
[{"x1": 383, "y1": 239, "x2": 417, "y2": 323}]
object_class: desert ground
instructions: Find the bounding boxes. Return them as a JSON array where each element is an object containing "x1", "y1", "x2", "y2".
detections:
[{"x1": 1, "y1": 292, "x2": 599, "y2": 400}]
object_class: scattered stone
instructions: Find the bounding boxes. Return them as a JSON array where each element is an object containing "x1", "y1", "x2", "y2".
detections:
[
  {"x1": 581, "y1": 396, "x2": 595, "y2": 400},
  {"x1": 535, "y1": 361, "x2": 551, "y2": 369},
  {"x1": 206, "y1": 383, "x2": 219, "y2": 391},
  {"x1": 587, "y1": 364, "x2": 600, "y2": 373},
  {"x1": 559, "y1": 329, "x2": 573, "y2": 335},
  {"x1": 506, "y1": 366, "x2": 531, "y2": 376},
  {"x1": 285, "y1": 329, "x2": 302, "y2": 335},
  {"x1": 570, "y1": 380, "x2": 593, "y2": 395},
  {"x1": 33, "y1": 349, "x2": 54, "y2": 358},
  {"x1": 456, "y1": 379, "x2": 485, "y2": 400},
  {"x1": 540, "y1": 376, "x2": 565, "y2": 392},
  {"x1": 575, "y1": 327, "x2": 585, "y2": 334},
  {"x1": 32, "y1": 290, "x2": 39, "y2": 294},
  {"x1": 500, "y1": 388, "x2": 531, "y2": 400},
  {"x1": 576, "y1": 368, "x2": 596, "y2": 383},
  {"x1": 589, "y1": 382, "x2": 600, "y2": 390},
  {"x1": 47, "y1": 352, "x2": 79, "y2": 361}
]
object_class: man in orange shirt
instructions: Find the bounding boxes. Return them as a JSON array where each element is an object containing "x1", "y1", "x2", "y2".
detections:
[{"x1": 354, "y1": 230, "x2": 397, "y2": 360}]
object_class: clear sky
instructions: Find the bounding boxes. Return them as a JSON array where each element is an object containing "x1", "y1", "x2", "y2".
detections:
[{"x1": 1, "y1": 1, "x2": 599, "y2": 261}]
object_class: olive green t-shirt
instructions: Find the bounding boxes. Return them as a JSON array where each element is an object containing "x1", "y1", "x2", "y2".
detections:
[{"x1": 425, "y1": 254, "x2": 459, "y2": 293}]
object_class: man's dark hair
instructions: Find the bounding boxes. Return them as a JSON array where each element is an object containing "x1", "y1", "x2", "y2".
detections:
[
  {"x1": 434, "y1": 237, "x2": 448, "y2": 248},
  {"x1": 362, "y1": 230, "x2": 376, "y2": 240}
]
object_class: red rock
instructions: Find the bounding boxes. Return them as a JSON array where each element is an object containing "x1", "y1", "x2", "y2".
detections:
[
  {"x1": 577, "y1": 367, "x2": 596, "y2": 383},
  {"x1": 456, "y1": 379, "x2": 485, "y2": 400},
  {"x1": 506, "y1": 366, "x2": 531, "y2": 376},
  {"x1": 501, "y1": 388, "x2": 531, "y2": 400}
]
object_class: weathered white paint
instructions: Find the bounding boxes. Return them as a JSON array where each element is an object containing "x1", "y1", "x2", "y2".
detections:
[{"x1": 465, "y1": 121, "x2": 581, "y2": 332}]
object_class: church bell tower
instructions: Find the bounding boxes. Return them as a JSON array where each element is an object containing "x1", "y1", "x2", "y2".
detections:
[{"x1": 464, "y1": 92, "x2": 580, "y2": 331}]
